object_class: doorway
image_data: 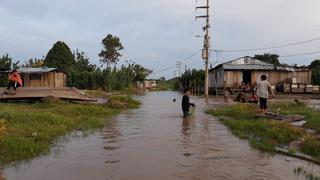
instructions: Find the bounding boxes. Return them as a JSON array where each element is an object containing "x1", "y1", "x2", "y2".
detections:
[{"x1": 243, "y1": 71, "x2": 251, "y2": 84}]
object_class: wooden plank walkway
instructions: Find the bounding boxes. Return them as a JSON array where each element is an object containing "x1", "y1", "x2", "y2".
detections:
[{"x1": 0, "y1": 87, "x2": 95, "y2": 101}]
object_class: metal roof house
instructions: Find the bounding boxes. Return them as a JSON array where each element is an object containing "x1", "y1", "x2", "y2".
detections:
[
  {"x1": 209, "y1": 56, "x2": 311, "y2": 90},
  {"x1": 18, "y1": 67, "x2": 66, "y2": 88}
]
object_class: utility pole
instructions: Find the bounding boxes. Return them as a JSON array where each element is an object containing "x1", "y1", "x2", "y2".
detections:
[
  {"x1": 184, "y1": 65, "x2": 187, "y2": 88},
  {"x1": 176, "y1": 61, "x2": 181, "y2": 77},
  {"x1": 196, "y1": 0, "x2": 210, "y2": 103}
]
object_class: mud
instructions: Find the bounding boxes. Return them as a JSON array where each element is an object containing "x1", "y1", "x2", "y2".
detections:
[{"x1": 2, "y1": 91, "x2": 320, "y2": 180}]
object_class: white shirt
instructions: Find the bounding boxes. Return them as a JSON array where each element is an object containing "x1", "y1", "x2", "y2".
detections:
[{"x1": 256, "y1": 80, "x2": 271, "y2": 99}]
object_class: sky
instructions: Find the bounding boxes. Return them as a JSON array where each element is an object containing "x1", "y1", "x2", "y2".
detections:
[{"x1": 1, "y1": 0, "x2": 320, "y2": 79}]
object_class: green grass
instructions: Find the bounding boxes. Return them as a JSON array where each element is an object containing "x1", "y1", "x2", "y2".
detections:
[
  {"x1": 84, "y1": 86, "x2": 140, "y2": 98},
  {"x1": 0, "y1": 95, "x2": 140, "y2": 166},
  {"x1": 107, "y1": 95, "x2": 141, "y2": 109},
  {"x1": 269, "y1": 100, "x2": 320, "y2": 132},
  {"x1": 84, "y1": 90, "x2": 110, "y2": 98},
  {"x1": 206, "y1": 102, "x2": 320, "y2": 160}
]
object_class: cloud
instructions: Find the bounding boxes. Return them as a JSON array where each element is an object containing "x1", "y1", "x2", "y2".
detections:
[{"x1": 0, "y1": 0, "x2": 320, "y2": 78}]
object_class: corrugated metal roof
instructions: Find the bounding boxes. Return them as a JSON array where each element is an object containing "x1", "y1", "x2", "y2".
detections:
[
  {"x1": 275, "y1": 66, "x2": 309, "y2": 72},
  {"x1": 18, "y1": 67, "x2": 56, "y2": 74},
  {"x1": 224, "y1": 56, "x2": 271, "y2": 66},
  {"x1": 223, "y1": 64, "x2": 275, "y2": 70},
  {"x1": 210, "y1": 56, "x2": 310, "y2": 72}
]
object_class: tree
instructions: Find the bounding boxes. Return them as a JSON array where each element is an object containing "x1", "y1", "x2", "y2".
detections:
[
  {"x1": 312, "y1": 67, "x2": 320, "y2": 85},
  {"x1": 44, "y1": 41, "x2": 75, "y2": 72},
  {"x1": 99, "y1": 34, "x2": 124, "y2": 67},
  {"x1": 159, "y1": 77, "x2": 166, "y2": 81},
  {"x1": 0, "y1": 54, "x2": 13, "y2": 70},
  {"x1": 23, "y1": 58, "x2": 44, "y2": 68},
  {"x1": 254, "y1": 53, "x2": 280, "y2": 65},
  {"x1": 133, "y1": 64, "x2": 152, "y2": 82},
  {"x1": 180, "y1": 69, "x2": 205, "y2": 90},
  {"x1": 0, "y1": 54, "x2": 19, "y2": 70},
  {"x1": 309, "y1": 59, "x2": 320, "y2": 85},
  {"x1": 0, "y1": 54, "x2": 20, "y2": 86},
  {"x1": 309, "y1": 59, "x2": 320, "y2": 69},
  {"x1": 73, "y1": 50, "x2": 96, "y2": 72}
]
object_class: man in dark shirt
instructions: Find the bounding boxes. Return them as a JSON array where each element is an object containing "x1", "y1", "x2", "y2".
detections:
[{"x1": 181, "y1": 89, "x2": 195, "y2": 118}]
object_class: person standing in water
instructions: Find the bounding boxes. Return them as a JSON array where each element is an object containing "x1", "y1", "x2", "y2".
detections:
[
  {"x1": 256, "y1": 74, "x2": 274, "y2": 114},
  {"x1": 181, "y1": 89, "x2": 195, "y2": 118}
]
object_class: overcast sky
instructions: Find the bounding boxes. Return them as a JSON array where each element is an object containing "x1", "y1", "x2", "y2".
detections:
[{"x1": 1, "y1": 0, "x2": 320, "y2": 78}]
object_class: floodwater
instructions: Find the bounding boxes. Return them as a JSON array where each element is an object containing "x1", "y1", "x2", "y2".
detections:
[{"x1": 2, "y1": 91, "x2": 320, "y2": 180}]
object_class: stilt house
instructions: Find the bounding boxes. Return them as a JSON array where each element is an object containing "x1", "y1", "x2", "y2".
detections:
[{"x1": 209, "y1": 56, "x2": 311, "y2": 91}]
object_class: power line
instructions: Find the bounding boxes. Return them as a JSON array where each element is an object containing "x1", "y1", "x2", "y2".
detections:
[
  {"x1": 280, "y1": 50, "x2": 320, "y2": 58},
  {"x1": 210, "y1": 37, "x2": 320, "y2": 52},
  {"x1": 151, "y1": 49, "x2": 202, "y2": 75}
]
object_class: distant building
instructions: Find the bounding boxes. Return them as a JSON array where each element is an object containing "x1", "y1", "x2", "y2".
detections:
[
  {"x1": 136, "y1": 80, "x2": 157, "y2": 89},
  {"x1": 18, "y1": 67, "x2": 67, "y2": 88},
  {"x1": 209, "y1": 56, "x2": 311, "y2": 91},
  {"x1": 151, "y1": 80, "x2": 156, "y2": 88}
]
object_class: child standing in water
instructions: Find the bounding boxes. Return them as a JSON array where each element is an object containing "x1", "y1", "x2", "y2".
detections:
[{"x1": 181, "y1": 89, "x2": 195, "y2": 118}]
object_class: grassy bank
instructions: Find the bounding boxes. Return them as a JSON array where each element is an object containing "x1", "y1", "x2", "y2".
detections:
[
  {"x1": 206, "y1": 101, "x2": 320, "y2": 160},
  {"x1": 0, "y1": 95, "x2": 140, "y2": 166},
  {"x1": 84, "y1": 86, "x2": 138, "y2": 98}
]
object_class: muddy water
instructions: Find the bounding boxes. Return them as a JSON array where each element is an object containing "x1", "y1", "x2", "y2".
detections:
[{"x1": 2, "y1": 91, "x2": 320, "y2": 180}]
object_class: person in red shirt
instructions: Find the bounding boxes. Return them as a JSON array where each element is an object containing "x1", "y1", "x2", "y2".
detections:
[
  {"x1": 6, "y1": 69, "x2": 23, "y2": 94},
  {"x1": 251, "y1": 91, "x2": 259, "y2": 104}
]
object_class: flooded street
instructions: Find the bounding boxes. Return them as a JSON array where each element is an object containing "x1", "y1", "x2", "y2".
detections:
[{"x1": 2, "y1": 91, "x2": 320, "y2": 180}]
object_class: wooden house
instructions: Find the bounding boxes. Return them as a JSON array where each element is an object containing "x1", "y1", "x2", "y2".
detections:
[
  {"x1": 209, "y1": 56, "x2": 311, "y2": 91},
  {"x1": 18, "y1": 68, "x2": 67, "y2": 88}
]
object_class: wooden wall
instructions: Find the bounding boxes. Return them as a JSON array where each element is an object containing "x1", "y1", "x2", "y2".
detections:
[
  {"x1": 224, "y1": 71, "x2": 243, "y2": 87},
  {"x1": 209, "y1": 68, "x2": 224, "y2": 88},
  {"x1": 209, "y1": 69, "x2": 312, "y2": 89},
  {"x1": 22, "y1": 72, "x2": 66, "y2": 88},
  {"x1": 251, "y1": 70, "x2": 311, "y2": 85}
]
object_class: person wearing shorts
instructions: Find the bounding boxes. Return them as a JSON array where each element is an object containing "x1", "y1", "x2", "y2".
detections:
[{"x1": 256, "y1": 74, "x2": 274, "y2": 114}]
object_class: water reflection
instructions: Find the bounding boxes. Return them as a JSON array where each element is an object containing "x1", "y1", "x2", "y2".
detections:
[
  {"x1": 181, "y1": 118, "x2": 195, "y2": 139},
  {"x1": 181, "y1": 117, "x2": 195, "y2": 158}
]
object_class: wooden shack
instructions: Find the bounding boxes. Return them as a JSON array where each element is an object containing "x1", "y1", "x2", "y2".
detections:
[
  {"x1": 18, "y1": 68, "x2": 67, "y2": 88},
  {"x1": 209, "y1": 56, "x2": 311, "y2": 91}
]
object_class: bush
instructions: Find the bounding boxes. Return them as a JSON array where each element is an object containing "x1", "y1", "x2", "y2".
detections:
[{"x1": 68, "y1": 62, "x2": 151, "y2": 91}]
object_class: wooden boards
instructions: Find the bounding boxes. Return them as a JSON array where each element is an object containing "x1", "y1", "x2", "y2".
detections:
[{"x1": 0, "y1": 87, "x2": 95, "y2": 102}]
